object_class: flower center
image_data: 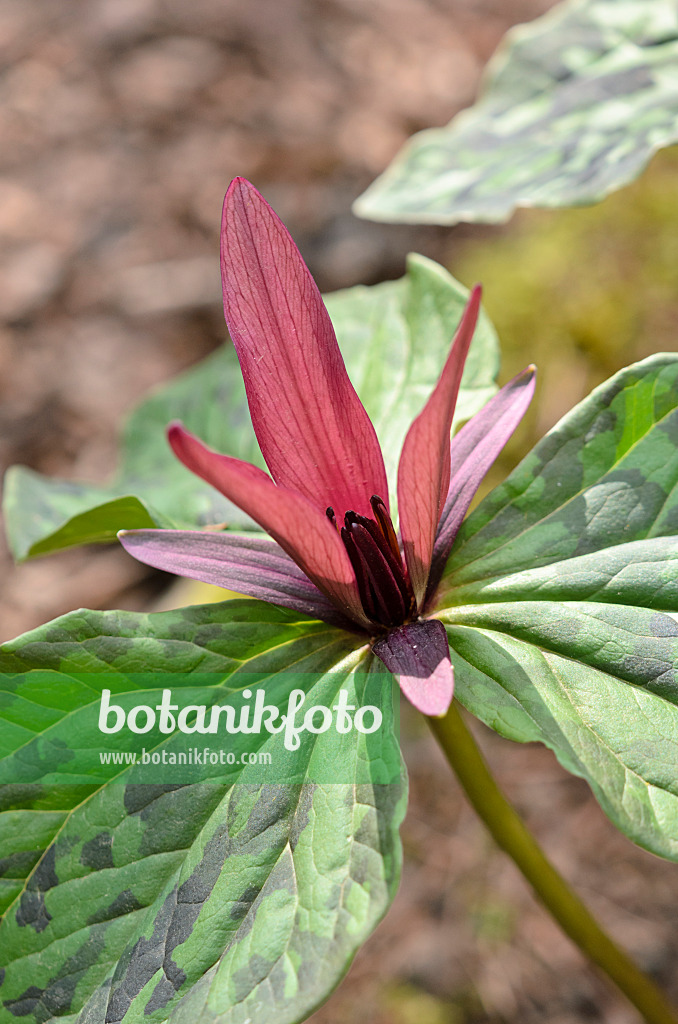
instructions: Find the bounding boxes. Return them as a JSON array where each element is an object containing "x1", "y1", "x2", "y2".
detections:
[{"x1": 327, "y1": 495, "x2": 416, "y2": 629}]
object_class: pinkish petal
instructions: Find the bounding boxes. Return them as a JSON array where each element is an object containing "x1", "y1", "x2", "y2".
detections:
[
  {"x1": 397, "y1": 287, "x2": 481, "y2": 606},
  {"x1": 169, "y1": 422, "x2": 370, "y2": 628},
  {"x1": 221, "y1": 178, "x2": 388, "y2": 519},
  {"x1": 425, "y1": 365, "x2": 536, "y2": 604},
  {"x1": 372, "y1": 618, "x2": 453, "y2": 717},
  {"x1": 118, "y1": 529, "x2": 354, "y2": 628}
]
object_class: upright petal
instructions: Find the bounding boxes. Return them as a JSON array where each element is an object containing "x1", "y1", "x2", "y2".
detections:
[
  {"x1": 397, "y1": 287, "x2": 481, "y2": 606},
  {"x1": 169, "y1": 423, "x2": 370, "y2": 628},
  {"x1": 118, "y1": 529, "x2": 354, "y2": 628},
  {"x1": 372, "y1": 618, "x2": 453, "y2": 717},
  {"x1": 425, "y1": 366, "x2": 536, "y2": 603},
  {"x1": 221, "y1": 177, "x2": 388, "y2": 519}
]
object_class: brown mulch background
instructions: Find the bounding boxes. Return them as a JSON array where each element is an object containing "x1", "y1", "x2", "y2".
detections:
[{"x1": 2, "y1": 1, "x2": 677, "y2": 1021}]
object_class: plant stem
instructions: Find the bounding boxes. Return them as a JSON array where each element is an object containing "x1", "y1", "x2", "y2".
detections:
[{"x1": 429, "y1": 702, "x2": 678, "y2": 1024}]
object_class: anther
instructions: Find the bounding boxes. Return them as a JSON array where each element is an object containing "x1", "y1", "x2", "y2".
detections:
[
  {"x1": 339, "y1": 500, "x2": 416, "y2": 628},
  {"x1": 370, "y1": 495, "x2": 401, "y2": 564}
]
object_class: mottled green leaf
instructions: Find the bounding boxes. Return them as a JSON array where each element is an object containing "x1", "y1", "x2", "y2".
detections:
[
  {"x1": 435, "y1": 354, "x2": 678, "y2": 859},
  {"x1": 3, "y1": 256, "x2": 498, "y2": 561},
  {"x1": 441, "y1": 354, "x2": 678, "y2": 587},
  {"x1": 0, "y1": 811, "x2": 68, "y2": 916},
  {"x1": 354, "y1": 0, "x2": 678, "y2": 225},
  {"x1": 0, "y1": 601, "x2": 405, "y2": 1024}
]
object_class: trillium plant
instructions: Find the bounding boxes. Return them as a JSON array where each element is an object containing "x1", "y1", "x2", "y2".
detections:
[{"x1": 2, "y1": 174, "x2": 678, "y2": 1024}]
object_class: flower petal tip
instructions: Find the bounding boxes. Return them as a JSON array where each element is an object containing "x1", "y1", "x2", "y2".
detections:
[
  {"x1": 517, "y1": 364, "x2": 537, "y2": 387},
  {"x1": 226, "y1": 175, "x2": 255, "y2": 192},
  {"x1": 224, "y1": 176, "x2": 257, "y2": 205},
  {"x1": 400, "y1": 661, "x2": 454, "y2": 718},
  {"x1": 166, "y1": 421, "x2": 188, "y2": 458},
  {"x1": 166, "y1": 420, "x2": 184, "y2": 439},
  {"x1": 167, "y1": 422, "x2": 204, "y2": 468}
]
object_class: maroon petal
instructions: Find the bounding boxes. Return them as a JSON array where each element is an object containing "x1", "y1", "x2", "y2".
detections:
[
  {"x1": 169, "y1": 422, "x2": 370, "y2": 628},
  {"x1": 426, "y1": 365, "x2": 536, "y2": 603},
  {"x1": 221, "y1": 178, "x2": 389, "y2": 520},
  {"x1": 372, "y1": 618, "x2": 453, "y2": 717},
  {"x1": 397, "y1": 287, "x2": 481, "y2": 606},
  {"x1": 118, "y1": 529, "x2": 354, "y2": 628}
]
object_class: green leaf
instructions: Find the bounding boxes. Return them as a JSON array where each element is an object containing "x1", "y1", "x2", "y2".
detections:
[
  {"x1": 3, "y1": 481, "x2": 162, "y2": 559},
  {"x1": 354, "y1": 0, "x2": 678, "y2": 225},
  {"x1": 442, "y1": 353, "x2": 678, "y2": 587},
  {"x1": 3, "y1": 256, "x2": 498, "y2": 561},
  {"x1": 0, "y1": 601, "x2": 405, "y2": 1024},
  {"x1": 435, "y1": 354, "x2": 678, "y2": 859},
  {"x1": 0, "y1": 811, "x2": 68, "y2": 916}
]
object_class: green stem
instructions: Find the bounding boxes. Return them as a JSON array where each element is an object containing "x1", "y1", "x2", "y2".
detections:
[{"x1": 429, "y1": 702, "x2": 678, "y2": 1024}]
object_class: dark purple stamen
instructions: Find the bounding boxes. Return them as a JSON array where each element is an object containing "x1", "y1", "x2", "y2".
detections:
[
  {"x1": 340, "y1": 525, "x2": 378, "y2": 622},
  {"x1": 370, "y1": 495, "x2": 401, "y2": 564},
  {"x1": 334, "y1": 496, "x2": 415, "y2": 629}
]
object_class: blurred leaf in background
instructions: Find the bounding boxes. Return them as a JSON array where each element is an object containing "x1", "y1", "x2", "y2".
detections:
[
  {"x1": 354, "y1": 0, "x2": 678, "y2": 225},
  {"x1": 447, "y1": 148, "x2": 678, "y2": 505}
]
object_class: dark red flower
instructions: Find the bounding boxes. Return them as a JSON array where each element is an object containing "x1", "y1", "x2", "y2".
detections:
[{"x1": 120, "y1": 178, "x2": 534, "y2": 715}]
